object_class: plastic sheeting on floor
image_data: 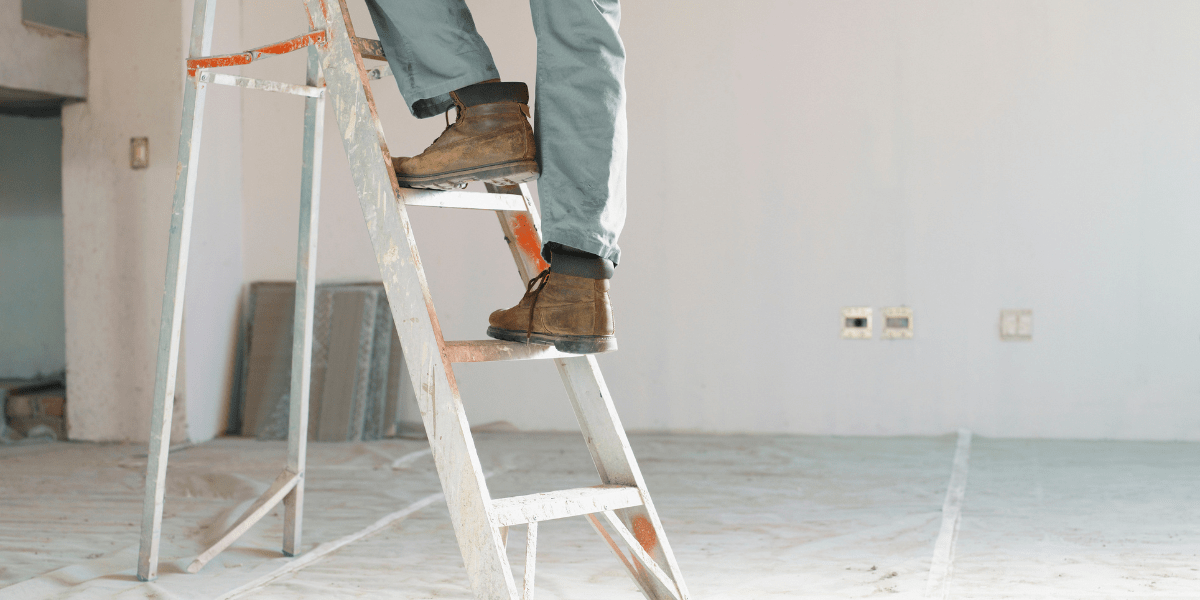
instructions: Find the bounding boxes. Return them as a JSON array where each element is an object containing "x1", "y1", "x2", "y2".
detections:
[{"x1": 3, "y1": 434, "x2": 1199, "y2": 598}]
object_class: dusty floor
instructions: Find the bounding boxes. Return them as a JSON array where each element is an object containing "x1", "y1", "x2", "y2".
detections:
[{"x1": 1, "y1": 433, "x2": 1198, "y2": 599}]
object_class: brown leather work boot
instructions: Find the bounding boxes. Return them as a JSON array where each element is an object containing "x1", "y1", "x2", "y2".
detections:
[
  {"x1": 487, "y1": 269, "x2": 617, "y2": 354},
  {"x1": 393, "y1": 81, "x2": 538, "y2": 190}
]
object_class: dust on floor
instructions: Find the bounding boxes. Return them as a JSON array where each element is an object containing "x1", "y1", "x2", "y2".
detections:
[{"x1": 1, "y1": 433, "x2": 1198, "y2": 599}]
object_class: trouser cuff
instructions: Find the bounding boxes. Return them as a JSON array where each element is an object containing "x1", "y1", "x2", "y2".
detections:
[
  {"x1": 412, "y1": 93, "x2": 455, "y2": 119},
  {"x1": 545, "y1": 243, "x2": 614, "y2": 280}
]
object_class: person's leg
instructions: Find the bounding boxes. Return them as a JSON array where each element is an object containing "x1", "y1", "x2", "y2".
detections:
[
  {"x1": 486, "y1": 0, "x2": 625, "y2": 354},
  {"x1": 364, "y1": 0, "x2": 499, "y2": 118},
  {"x1": 366, "y1": 0, "x2": 541, "y2": 189},
  {"x1": 530, "y1": 0, "x2": 627, "y2": 266}
]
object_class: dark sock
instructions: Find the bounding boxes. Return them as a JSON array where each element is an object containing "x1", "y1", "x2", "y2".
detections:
[
  {"x1": 410, "y1": 79, "x2": 509, "y2": 119},
  {"x1": 451, "y1": 81, "x2": 528, "y2": 107},
  {"x1": 543, "y1": 242, "x2": 615, "y2": 280}
]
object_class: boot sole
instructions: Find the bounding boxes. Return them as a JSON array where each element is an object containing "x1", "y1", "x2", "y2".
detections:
[
  {"x1": 397, "y1": 160, "x2": 539, "y2": 191},
  {"x1": 486, "y1": 326, "x2": 618, "y2": 355}
]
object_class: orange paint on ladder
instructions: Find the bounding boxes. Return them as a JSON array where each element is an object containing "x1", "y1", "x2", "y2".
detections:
[
  {"x1": 509, "y1": 214, "x2": 549, "y2": 273},
  {"x1": 187, "y1": 54, "x2": 251, "y2": 77},
  {"x1": 186, "y1": 31, "x2": 328, "y2": 76},
  {"x1": 255, "y1": 31, "x2": 327, "y2": 56},
  {"x1": 631, "y1": 515, "x2": 659, "y2": 553}
]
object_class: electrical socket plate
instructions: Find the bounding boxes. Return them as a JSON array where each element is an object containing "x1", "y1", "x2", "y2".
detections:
[
  {"x1": 882, "y1": 306, "x2": 913, "y2": 339},
  {"x1": 841, "y1": 307, "x2": 872, "y2": 339},
  {"x1": 1000, "y1": 309, "x2": 1032, "y2": 341}
]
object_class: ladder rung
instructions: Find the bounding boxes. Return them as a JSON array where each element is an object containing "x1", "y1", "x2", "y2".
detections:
[
  {"x1": 198, "y1": 72, "x2": 324, "y2": 98},
  {"x1": 491, "y1": 485, "x2": 643, "y2": 528},
  {"x1": 367, "y1": 64, "x2": 393, "y2": 81},
  {"x1": 353, "y1": 37, "x2": 386, "y2": 61},
  {"x1": 444, "y1": 339, "x2": 572, "y2": 363},
  {"x1": 404, "y1": 190, "x2": 527, "y2": 212}
]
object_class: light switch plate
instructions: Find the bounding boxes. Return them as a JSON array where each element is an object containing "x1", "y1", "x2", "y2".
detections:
[
  {"x1": 841, "y1": 307, "x2": 872, "y2": 339},
  {"x1": 1000, "y1": 309, "x2": 1032, "y2": 341},
  {"x1": 882, "y1": 306, "x2": 913, "y2": 339},
  {"x1": 131, "y1": 137, "x2": 149, "y2": 169}
]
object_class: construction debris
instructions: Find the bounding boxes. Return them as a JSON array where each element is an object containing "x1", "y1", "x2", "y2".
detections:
[
  {"x1": 231, "y1": 282, "x2": 421, "y2": 441},
  {"x1": 2, "y1": 375, "x2": 67, "y2": 443}
]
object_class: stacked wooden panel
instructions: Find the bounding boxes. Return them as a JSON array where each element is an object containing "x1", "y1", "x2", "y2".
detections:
[{"x1": 232, "y1": 282, "x2": 420, "y2": 441}]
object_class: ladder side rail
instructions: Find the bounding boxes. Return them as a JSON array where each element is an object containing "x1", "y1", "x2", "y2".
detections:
[
  {"x1": 487, "y1": 183, "x2": 548, "y2": 281},
  {"x1": 283, "y1": 44, "x2": 326, "y2": 557},
  {"x1": 598, "y1": 510, "x2": 682, "y2": 600},
  {"x1": 488, "y1": 185, "x2": 689, "y2": 599},
  {"x1": 523, "y1": 521, "x2": 538, "y2": 600},
  {"x1": 136, "y1": 0, "x2": 218, "y2": 582},
  {"x1": 586, "y1": 513, "x2": 658, "y2": 598},
  {"x1": 556, "y1": 357, "x2": 691, "y2": 600},
  {"x1": 307, "y1": 1, "x2": 518, "y2": 597}
]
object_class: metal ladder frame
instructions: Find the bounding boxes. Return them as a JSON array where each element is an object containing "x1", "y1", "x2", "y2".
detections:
[{"x1": 138, "y1": 1, "x2": 690, "y2": 598}]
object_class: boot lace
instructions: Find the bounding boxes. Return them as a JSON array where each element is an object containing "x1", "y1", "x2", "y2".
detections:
[
  {"x1": 524, "y1": 268, "x2": 552, "y2": 341},
  {"x1": 426, "y1": 104, "x2": 463, "y2": 147}
]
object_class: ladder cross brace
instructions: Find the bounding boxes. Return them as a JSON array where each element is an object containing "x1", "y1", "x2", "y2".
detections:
[
  {"x1": 186, "y1": 30, "x2": 328, "y2": 76},
  {"x1": 187, "y1": 470, "x2": 301, "y2": 573}
]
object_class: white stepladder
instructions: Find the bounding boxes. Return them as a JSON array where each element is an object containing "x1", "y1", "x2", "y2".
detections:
[{"x1": 138, "y1": 0, "x2": 691, "y2": 598}]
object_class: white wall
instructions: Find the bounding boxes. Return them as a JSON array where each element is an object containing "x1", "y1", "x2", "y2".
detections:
[
  {"x1": 236, "y1": 1, "x2": 1200, "y2": 440},
  {"x1": 62, "y1": 0, "x2": 242, "y2": 442},
  {"x1": 0, "y1": 0, "x2": 85, "y2": 100},
  {"x1": 0, "y1": 115, "x2": 66, "y2": 378}
]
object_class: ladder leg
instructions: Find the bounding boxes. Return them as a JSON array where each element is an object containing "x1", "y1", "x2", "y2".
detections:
[
  {"x1": 523, "y1": 521, "x2": 537, "y2": 600},
  {"x1": 307, "y1": 1, "x2": 518, "y2": 597},
  {"x1": 136, "y1": 0, "x2": 217, "y2": 581},
  {"x1": 556, "y1": 357, "x2": 691, "y2": 600},
  {"x1": 283, "y1": 44, "x2": 326, "y2": 558}
]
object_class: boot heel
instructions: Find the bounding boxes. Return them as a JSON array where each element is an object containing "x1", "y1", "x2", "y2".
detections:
[
  {"x1": 478, "y1": 160, "x2": 540, "y2": 186},
  {"x1": 553, "y1": 336, "x2": 618, "y2": 355}
]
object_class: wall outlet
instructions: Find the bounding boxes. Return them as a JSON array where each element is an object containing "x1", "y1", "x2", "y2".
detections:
[
  {"x1": 1000, "y1": 309, "x2": 1032, "y2": 341},
  {"x1": 841, "y1": 307, "x2": 872, "y2": 339},
  {"x1": 882, "y1": 306, "x2": 913, "y2": 339},
  {"x1": 130, "y1": 137, "x2": 149, "y2": 169}
]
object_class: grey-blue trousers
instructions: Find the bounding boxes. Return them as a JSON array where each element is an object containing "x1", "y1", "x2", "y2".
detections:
[{"x1": 365, "y1": 0, "x2": 627, "y2": 265}]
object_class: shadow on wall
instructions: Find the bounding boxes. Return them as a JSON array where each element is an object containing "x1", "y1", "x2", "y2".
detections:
[
  {"x1": 0, "y1": 115, "x2": 66, "y2": 380},
  {"x1": 22, "y1": 0, "x2": 86, "y2": 34}
]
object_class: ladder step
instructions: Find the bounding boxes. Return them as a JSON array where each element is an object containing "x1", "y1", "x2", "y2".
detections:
[
  {"x1": 491, "y1": 485, "x2": 643, "y2": 528},
  {"x1": 403, "y1": 189, "x2": 527, "y2": 212},
  {"x1": 445, "y1": 339, "x2": 573, "y2": 363},
  {"x1": 198, "y1": 72, "x2": 324, "y2": 98},
  {"x1": 353, "y1": 37, "x2": 386, "y2": 61}
]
